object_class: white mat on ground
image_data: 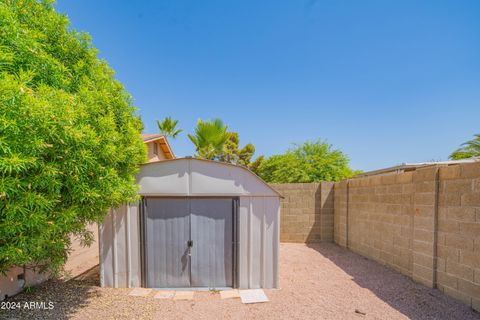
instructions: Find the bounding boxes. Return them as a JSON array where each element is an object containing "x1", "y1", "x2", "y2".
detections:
[{"x1": 239, "y1": 289, "x2": 269, "y2": 304}]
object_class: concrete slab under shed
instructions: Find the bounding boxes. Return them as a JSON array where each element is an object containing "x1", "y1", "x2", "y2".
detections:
[
  {"x1": 220, "y1": 289, "x2": 240, "y2": 299},
  {"x1": 154, "y1": 290, "x2": 175, "y2": 299},
  {"x1": 174, "y1": 291, "x2": 194, "y2": 300},
  {"x1": 128, "y1": 288, "x2": 152, "y2": 297}
]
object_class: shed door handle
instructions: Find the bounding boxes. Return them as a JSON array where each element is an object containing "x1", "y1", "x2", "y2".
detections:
[{"x1": 187, "y1": 240, "x2": 193, "y2": 247}]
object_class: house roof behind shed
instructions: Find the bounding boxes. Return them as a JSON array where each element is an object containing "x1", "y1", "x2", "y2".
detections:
[
  {"x1": 142, "y1": 133, "x2": 163, "y2": 142},
  {"x1": 356, "y1": 157, "x2": 480, "y2": 178},
  {"x1": 141, "y1": 134, "x2": 175, "y2": 159}
]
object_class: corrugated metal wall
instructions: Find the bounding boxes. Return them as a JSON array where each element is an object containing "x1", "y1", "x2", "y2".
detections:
[
  {"x1": 238, "y1": 196, "x2": 280, "y2": 289},
  {"x1": 100, "y1": 196, "x2": 280, "y2": 289},
  {"x1": 99, "y1": 205, "x2": 141, "y2": 288},
  {"x1": 100, "y1": 158, "x2": 280, "y2": 289}
]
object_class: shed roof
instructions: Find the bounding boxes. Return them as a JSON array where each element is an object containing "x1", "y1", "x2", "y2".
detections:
[{"x1": 136, "y1": 157, "x2": 282, "y2": 198}]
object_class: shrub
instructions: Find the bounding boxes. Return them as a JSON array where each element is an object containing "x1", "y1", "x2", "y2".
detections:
[
  {"x1": 0, "y1": 0, "x2": 146, "y2": 274},
  {"x1": 257, "y1": 140, "x2": 359, "y2": 183}
]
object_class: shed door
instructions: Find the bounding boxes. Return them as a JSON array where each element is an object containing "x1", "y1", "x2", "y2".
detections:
[
  {"x1": 144, "y1": 198, "x2": 234, "y2": 288},
  {"x1": 190, "y1": 198, "x2": 233, "y2": 287},
  {"x1": 144, "y1": 198, "x2": 191, "y2": 287}
]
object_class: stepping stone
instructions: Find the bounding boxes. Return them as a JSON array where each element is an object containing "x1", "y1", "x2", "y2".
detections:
[
  {"x1": 239, "y1": 289, "x2": 269, "y2": 304},
  {"x1": 173, "y1": 291, "x2": 194, "y2": 300},
  {"x1": 128, "y1": 288, "x2": 152, "y2": 297},
  {"x1": 154, "y1": 290, "x2": 175, "y2": 299},
  {"x1": 220, "y1": 289, "x2": 240, "y2": 299}
]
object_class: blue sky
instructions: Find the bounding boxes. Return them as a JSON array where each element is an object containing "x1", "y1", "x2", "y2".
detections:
[{"x1": 55, "y1": 0, "x2": 480, "y2": 171}]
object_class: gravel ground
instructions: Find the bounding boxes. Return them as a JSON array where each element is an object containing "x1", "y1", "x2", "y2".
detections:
[{"x1": 1, "y1": 243, "x2": 479, "y2": 320}]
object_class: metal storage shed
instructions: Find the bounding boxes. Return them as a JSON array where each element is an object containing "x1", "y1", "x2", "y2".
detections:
[{"x1": 99, "y1": 158, "x2": 281, "y2": 289}]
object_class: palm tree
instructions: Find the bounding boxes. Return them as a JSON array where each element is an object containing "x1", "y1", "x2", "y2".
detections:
[
  {"x1": 156, "y1": 116, "x2": 182, "y2": 139},
  {"x1": 450, "y1": 134, "x2": 480, "y2": 160},
  {"x1": 188, "y1": 118, "x2": 229, "y2": 160}
]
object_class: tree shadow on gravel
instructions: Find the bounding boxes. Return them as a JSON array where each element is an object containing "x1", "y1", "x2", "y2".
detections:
[
  {"x1": 306, "y1": 243, "x2": 480, "y2": 320},
  {"x1": 0, "y1": 266, "x2": 101, "y2": 320}
]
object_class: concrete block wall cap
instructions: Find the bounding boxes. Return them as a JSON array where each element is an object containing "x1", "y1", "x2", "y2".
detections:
[
  {"x1": 413, "y1": 166, "x2": 439, "y2": 182},
  {"x1": 395, "y1": 172, "x2": 414, "y2": 184},
  {"x1": 439, "y1": 165, "x2": 462, "y2": 180},
  {"x1": 354, "y1": 158, "x2": 479, "y2": 179},
  {"x1": 460, "y1": 161, "x2": 480, "y2": 179}
]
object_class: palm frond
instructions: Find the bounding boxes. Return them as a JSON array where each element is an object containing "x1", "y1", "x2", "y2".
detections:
[
  {"x1": 450, "y1": 133, "x2": 480, "y2": 160},
  {"x1": 189, "y1": 118, "x2": 229, "y2": 159},
  {"x1": 156, "y1": 116, "x2": 182, "y2": 139}
]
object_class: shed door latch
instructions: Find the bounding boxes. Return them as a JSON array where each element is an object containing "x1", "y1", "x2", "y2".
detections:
[{"x1": 187, "y1": 240, "x2": 193, "y2": 256}]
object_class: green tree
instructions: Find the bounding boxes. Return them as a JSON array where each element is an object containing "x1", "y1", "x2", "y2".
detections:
[
  {"x1": 156, "y1": 116, "x2": 182, "y2": 139},
  {"x1": 219, "y1": 132, "x2": 257, "y2": 167},
  {"x1": 450, "y1": 134, "x2": 480, "y2": 160},
  {"x1": 257, "y1": 140, "x2": 359, "y2": 183},
  {"x1": 249, "y1": 155, "x2": 265, "y2": 174},
  {"x1": 188, "y1": 118, "x2": 229, "y2": 159},
  {"x1": 0, "y1": 0, "x2": 146, "y2": 275},
  {"x1": 188, "y1": 120, "x2": 263, "y2": 170}
]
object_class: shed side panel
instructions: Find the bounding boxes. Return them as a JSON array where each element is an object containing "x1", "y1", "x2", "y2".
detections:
[
  {"x1": 128, "y1": 204, "x2": 141, "y2": 287},
  {"x1": 238, "y1": 196, "x2": 280, "y2": 289},
  {"x1": 99, "y1": 209, "x2": 114, "y2": 287},
  {"x1": 238, "y1": 197, "x2": 250, "y2": 289},
  {"x1": 264, "y1": 197, "x2": 280, "y2": 288},
  {"x1": 114, "y1": 206, "x2": 127, "y2": 287},
  {"x1": 100, "y1": 204, "x2": 141, "y2": 288},
  {"x1": 249, "y1": 197, "x2": 263, "y2": 288}
]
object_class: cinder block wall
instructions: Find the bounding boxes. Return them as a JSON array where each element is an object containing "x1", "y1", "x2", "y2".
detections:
[
  {"x1": 333, "y1": 180, "x2": 348, "y2": 247},
  {"x1": 333, "y1": 162, "x2": 480, "y2": 311},
  {"x1": 437, "y1": 163, "x2": 480, "y2": 309},
  {"x1": 270, "y1": 182, "x2": 334, "y2": 243},
  {"x1": 334, "y1": 170, "x2": 416, "y2": 278}
]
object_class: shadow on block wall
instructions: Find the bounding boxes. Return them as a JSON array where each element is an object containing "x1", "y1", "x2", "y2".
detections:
[
  {"x1": 306, "y1": 184, "x2": 322, "y2": 242},
  {"x1": 272, "y1": 183, "x2": 334, "y2": 243},
  {"x1": 307, "y1": 182, "x2": 334, "y2": 242}
]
